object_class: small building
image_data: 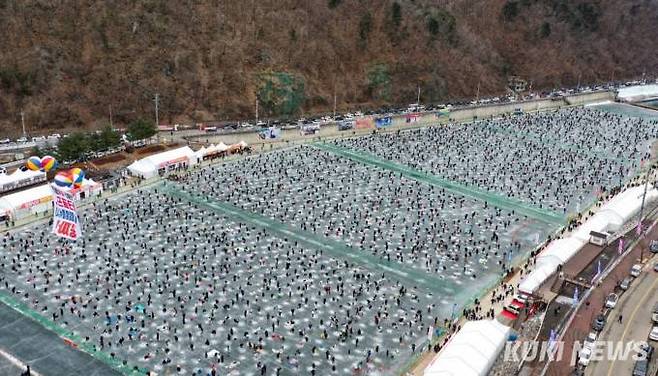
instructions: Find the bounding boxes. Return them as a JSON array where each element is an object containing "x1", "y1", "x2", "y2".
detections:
[
  {"x1": 507, "y1": 76, "x2": 528, "y2": 93},
  {"x1": 589, "y1": 231, "x2": 609, "y2": 246},
  {"x1": 127, "y1": 146, "x2": 199, "y2": 179}
]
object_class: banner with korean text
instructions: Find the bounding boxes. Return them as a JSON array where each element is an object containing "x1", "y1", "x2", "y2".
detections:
[{"x1": 51, "y1": 187, "x2": 82, "y2": 240}]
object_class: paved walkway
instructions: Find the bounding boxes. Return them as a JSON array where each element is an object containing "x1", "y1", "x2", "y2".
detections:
[{"x1": 311, "y1": 142, "x2": 565, "y2": 225}]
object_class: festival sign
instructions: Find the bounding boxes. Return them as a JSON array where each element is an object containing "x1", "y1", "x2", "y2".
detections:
[
  {"x1": 375, "y1": 116, "x2": 392, "y2": 128},
  {"x1": 157, "y1": 156, "x2": 189, "y2": 169},
  {"x1": 405, "y1": 113, "x2": 420, "y2": 123},
  {"x1": 51, "y1": 187, "x2": 82, "y2": 241},
  {"x1": 355, "y1": 117, "x2": 375, "y2": 129}
]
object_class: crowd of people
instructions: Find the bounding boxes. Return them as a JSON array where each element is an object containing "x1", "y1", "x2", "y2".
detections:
[
  {"x1": 1, "y1": 190, "x2": 440, "y2": 375},
  {"x1": 1, "y1": 106, "x2": 656, "y2": 375},
  {"x1": 335, "y1": 108, "x2": 658, "y2": 213},
  {"x1": 184, "y1": 147, "x2": 551, "y2": 304}
]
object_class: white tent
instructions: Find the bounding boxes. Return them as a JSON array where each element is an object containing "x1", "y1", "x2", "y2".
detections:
[
  {"x1": 217, "y1": 142, "x2": 229, "y2": 152},
  {"x1": 58, "y1": 178, "x2": 104, "y2": 200},
  {"x1": 424, "y1": 320, "x2": 511, "y2": 376},
  {"x1": 535, "y1": 237, "x2": 587, "y2": 268},
  {"x1": 617, "y1": 84, "x2": 658, "y2": 102},
  {"x1": 127, "y1": 146, "x2": 198, "y2": 178},
  {"x1": 0, "y1": 169, "x2": 47, "y2": 193},
  {"x1": 519, "y1": 237, "x2": 586, "y2": 294},
  {"x1": 519, "y1": 185, "x2": 658, "y2": 294},
  {"x1": 0, "y1": 184, "x2": 53, "y2": 220},
  {"x1": 603, "y1": 185, "x2": 658, "y2": 223},
  {"x1": 195, "y1": 146, "x2": 207, "y2": 159}
]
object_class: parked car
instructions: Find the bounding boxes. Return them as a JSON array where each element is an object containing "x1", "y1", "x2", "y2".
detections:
[
  {"x1": 515, "y1": 293, "x2": 530, "y2": 306},
  {"x1": 631, "y1": 264, "x2": 643, "y2": 277},
  {"x1": 638, "y1": 342, "x2": 654, "y2": 361},
  {"x1": 592, "y1": 314, "x2": 606, "y2": 331},
  {"x1": 0, "y1": 138, "x2": 10, "y2": 144},
  {"x1": 583, "y1": 332, "x2": 597, "y2": 349},
  {"x1": 578, "y1": 346, "x2": 592, "y2": 367},
  {"x1": 650, "y1": 326, "x2": 658, "y2": 341},
  {"x1": 16, "y1": 137, "x2": 27, "y2": 143},
  {"x1": 578, "y1": 332, "x2": 598, "y2": 367},
  {"x1": 632, "y1": 359, "x2": 649, "y2": 376},
  {"x1": 619, "y1": 277, "x2": 633, "y2": 290},
  {"x1": 605, "y1": 293, "x2": 619, "y2": 308},
  {"x1": 650, "y1": 240, "x2": 658, "y2": 253}
]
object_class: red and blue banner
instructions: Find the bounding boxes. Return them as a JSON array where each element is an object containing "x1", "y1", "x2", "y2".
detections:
[
  {"x1": 51, "y1": 187, "x2": 82, "y2": 241},
  {"x1": 375, "y1": 117, "x2": 392, "y2": 128}
]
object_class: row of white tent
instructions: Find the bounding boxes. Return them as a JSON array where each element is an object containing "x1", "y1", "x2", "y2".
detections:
[
  {"x1": 424, "y1": 184, "x2": 658, "y2": 376},
  {"x1": 127, "y1": 142, "x2": 249, "y2": 179},
  {"x1": 195, "y1": 142, "x2": 229, "y2": 157},
  {"x1": 0, "y1": 168, "x2": 47, "y2": 193},
  {"x1": 518, "y1": 184, "x2": 658, "y2": 294}
]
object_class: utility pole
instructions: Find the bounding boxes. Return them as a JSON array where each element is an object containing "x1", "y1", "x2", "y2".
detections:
[
  {"x1": 638, "y1": 166, "x2": 651, "y2": 262},
  {"x1": 476, "y1": 81, "x2": 480, "y2": 103},
  {"x1": 255, "y1": 98, "x2": 259, "y2": 124},
  {"x1": 20, "y1": 111, "x2": 26, "y2": 138},
  {"x1": 333, "y1": 92, "x2": 337, "y2": 121},
  {"x1": 154, "y1": 93, "x2": 160, "y2": 126},
  {"x1": 109, "y1": 104, "x2": 114, "y2": 128},
  {"x1": 577, "y1": 73, "x2": 581, "y2": 91},
  {"x1": 417, "y1": 85, "x2": 421, "y2": 104}
]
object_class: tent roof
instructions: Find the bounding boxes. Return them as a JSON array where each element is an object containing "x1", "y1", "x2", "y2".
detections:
[
  {"x1": 0, "y1": 184, "x2": 53, "y2": 210},
  {"x1": 617, "y1": 84, "x2": 658, "y2": 101},
  {"x1": 425, "y1": 320, "x2": 510, "y2": 376},
  {"x1": 519, "y1": 263, "x2": 557, "y2": 294},
  {"x1": 127, "y1": 160, "x2": 155, "y2": 175},
  {"x1": 0, "y1": 169, "x2": 45, "y2": 186},
  {"x1": 139, "y1": 146, "x2": 195, "y2": 166},
  {"x1": 518, "y1": 185, "x2": 658, "y2": 294}
]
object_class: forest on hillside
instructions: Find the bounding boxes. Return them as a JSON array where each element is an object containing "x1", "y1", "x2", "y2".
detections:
[{"x1": 0, "y1": 0, "x2": 656, "y2": 133}]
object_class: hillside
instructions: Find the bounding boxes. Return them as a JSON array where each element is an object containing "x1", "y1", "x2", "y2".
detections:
[{"x1": 0, "y1": 0, "x2": 656, "y2": 133}]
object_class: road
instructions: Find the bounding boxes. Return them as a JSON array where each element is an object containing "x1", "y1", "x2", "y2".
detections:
[{"x1": 585, "y1": 255, "x2": 658, "y2": 376}]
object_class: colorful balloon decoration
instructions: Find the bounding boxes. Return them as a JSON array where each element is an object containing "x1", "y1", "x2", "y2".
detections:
[
  {"x1": 54, "y1": 170, "x2": 74, "y2": 188},
  {"x1": 41, "y1": 155, "x2": 58, "y2": 172},
  {"x1": 26, "y1": 156, "x2": 42, "y2": 171},
  {"x1": 70, "y1": 168, "x2": 85, "y2": 188}
]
